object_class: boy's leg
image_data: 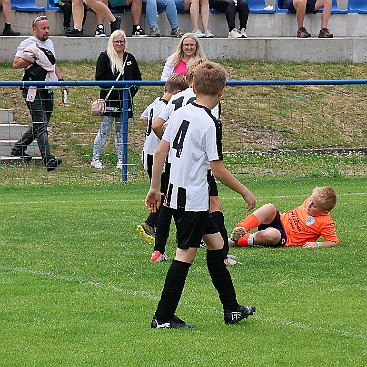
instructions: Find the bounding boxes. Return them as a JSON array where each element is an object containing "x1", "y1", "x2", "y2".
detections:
[
  {"x1": 236, "y1": 209, "x2": 285, "y2": 247},
  {"x1": 205, "y1": 230, "x2": 256, "y2": 324},
  {"x1": 154, "y1": 255, "x2": 193, "y2": 322},
  {"x1": 211, "y1": 210, "x2": 229, "y2": 259},
  {"x1": 151, "y1": 205, "x2": 172, "y2": 256},
  {"x1": 152, "y1": 211, "x2": 205, "y2": 327}
]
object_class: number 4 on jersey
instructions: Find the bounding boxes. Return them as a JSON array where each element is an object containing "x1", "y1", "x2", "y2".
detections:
[{"x1": 172, "y1": 120, "x2": 190, "y2": 158}]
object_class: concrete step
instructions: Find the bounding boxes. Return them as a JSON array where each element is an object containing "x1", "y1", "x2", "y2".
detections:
[
  {"x1": 0, "y1": 109, "x2": 14, "y2": 124},
  {"x1": 0, "y1": 123, "x2": 41, "y2": 157}
]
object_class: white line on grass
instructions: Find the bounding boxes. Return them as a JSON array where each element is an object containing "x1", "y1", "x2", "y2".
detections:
[
  {"x1": 0, "y1": 192, "x2": 365, "y2": 206},
  {"x1": 1, "y1": 265, "x2": 365, "y2": 340}
]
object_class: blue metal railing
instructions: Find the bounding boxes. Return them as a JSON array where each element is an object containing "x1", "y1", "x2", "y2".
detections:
[{"x1": 2, "y1": 79, "x2": 366, "y2": 181}]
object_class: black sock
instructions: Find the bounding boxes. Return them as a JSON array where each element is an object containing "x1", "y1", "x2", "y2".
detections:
[
  {"x1": 154, "y1": 205, "x2": 172, "y2": 253},
  {"x1": 4, "y1": 23, "x2": 11, "y2": 30},
  {"x1": 155, "y1": 260, "x2": 191, "y2": 322},
  {"x1": 207, "y1": 249, "x2": 238, "y2": 311},
  {"x1": 211, "y1": 211, "x2": 229, "y2": 259}
]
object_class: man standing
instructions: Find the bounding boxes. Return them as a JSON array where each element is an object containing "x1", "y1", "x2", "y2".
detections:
[{"x1": 11, "y1": 16, "x2": 63, "y2": 171}]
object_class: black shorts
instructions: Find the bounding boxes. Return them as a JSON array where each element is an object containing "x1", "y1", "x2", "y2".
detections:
[
  {"x1": 258, "y1": 210, "x2": 287, "y2": 246},
  {"x1": 283, "y1": 0, "x2": 318, "y2": 14},
  {"x1": 173, "y1": 210, "x2": 218, "y2": 249}
]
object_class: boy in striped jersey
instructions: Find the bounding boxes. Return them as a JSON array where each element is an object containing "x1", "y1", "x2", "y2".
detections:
[{"x1": 145, "y1": 61, "x2": 256, "y2": 328}]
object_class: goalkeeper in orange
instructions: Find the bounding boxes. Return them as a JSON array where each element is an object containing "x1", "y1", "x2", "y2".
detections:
[{"x1": 230, "y1": 187, "x2": 338, "y2": 249}]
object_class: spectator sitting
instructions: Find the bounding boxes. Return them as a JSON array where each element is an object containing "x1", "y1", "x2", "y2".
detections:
[
  {"x1": 0, "y1": 0, "x2": 20, "y2": 36},
  {"x1": 175, "y1": 0, "x2": 214, "y2": 37},
  {"x1": 67, "y1": 0, "x2": 121, "y2": 37},
  {"x1": 54, "y1": 0, "x2": 87, "y2": 35},
  {"x1": 108, "y1": 0, "x2": 147, "y2": 36},
  {"x1": 283, "y1": 0, "x2": 333, "y2": 38},
  {"x1": 145, "y1": 0, "x2": 183, "y2": 37},
  {"x1": 209, "y1": 0, "x2": 249, "y2": 38}
]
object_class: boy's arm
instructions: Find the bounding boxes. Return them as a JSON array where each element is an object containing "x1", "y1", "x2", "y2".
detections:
[
  {"x1": 152, "y1": 116, "x2": 166, "y2": 139},
  {"x1": 210, "y1": 160, "x2": 256, "y2": 210},
  {"x1": 145, "y1": 140, "x2": 170, "y2": 213},
  {"x1": 302, "y1": 241, "x2": 338, "y2": 249}
]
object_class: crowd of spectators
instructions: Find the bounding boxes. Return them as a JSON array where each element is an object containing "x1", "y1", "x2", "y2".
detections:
[{"x1": 1, "y1": 0, "x2": 344, "y2": 38}]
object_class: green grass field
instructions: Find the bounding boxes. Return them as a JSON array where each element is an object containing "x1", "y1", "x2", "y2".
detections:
[{"x1": 0, "y1": 176, "x2": 366, "y2": 366}]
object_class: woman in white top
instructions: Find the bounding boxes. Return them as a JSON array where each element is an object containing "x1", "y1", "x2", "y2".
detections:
[{"x1": 160, "y1": 32, "x2": 206, "y2": 81}]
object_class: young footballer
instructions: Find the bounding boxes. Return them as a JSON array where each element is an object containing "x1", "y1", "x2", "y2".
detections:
[
  {"x1": 150, "y1": 58, "x2": 235, "y2": 266},
  {"x1": 230, "y1": 187, "x2": 338, "y2": 248},
  {"x1": 137, "y1": 73, "x2": 188, "y2": 250},
  {"x1": 145, "y1": 61, "x2": 256, "y2": 328}
]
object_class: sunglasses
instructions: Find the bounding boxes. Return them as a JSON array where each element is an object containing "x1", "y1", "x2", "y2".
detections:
[
  {"x1": 113, "y1": 40, "x2": 125, "y2": 45},
  {"x1": 32, "y1": 16, "x2": 48, "y2": 26}
]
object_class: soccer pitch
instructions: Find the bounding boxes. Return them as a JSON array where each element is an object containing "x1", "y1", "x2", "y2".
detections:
[{"x1": 0, "y1": 176, "x2": 366, "y2": 367}]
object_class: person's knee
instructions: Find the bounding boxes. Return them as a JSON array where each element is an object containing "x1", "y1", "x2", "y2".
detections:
[
  {"x1": 255, "y1": 228, "x2": 281, "y2": 245},
  {"x1": 293, "y1": 0, "x2": 307, "y2": 10}
]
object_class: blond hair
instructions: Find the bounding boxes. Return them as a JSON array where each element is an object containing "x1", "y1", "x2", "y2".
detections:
[
  {"x1": 169, "y1": 33, "x2": 206, "y2": 68},
  {"x1": 165, "y1": 73, "x2": 189, "y2": 93},
  {"x1": 193, "y1": 61, "x2": 227, "y2": 97},
  {"x1": 312, "y1": 187, "x2": 337, "y2": 211},
  {"x1": 107, "y1": 30, "x2": 128, "y2": 75},
  {"x1": 186, "y1": 58, "x2": 207, "y2": 85}
]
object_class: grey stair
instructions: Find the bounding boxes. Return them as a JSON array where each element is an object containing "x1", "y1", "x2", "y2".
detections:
[
  {"x1": 0, "y1": 123, "x2": 41, "y2": 157},
  {"x1": 0, "y1": 109, "x2": 14, "y2": 124}
]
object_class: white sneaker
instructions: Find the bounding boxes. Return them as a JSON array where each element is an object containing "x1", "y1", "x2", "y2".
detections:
[
  {"x1": 116, "y1": 159, "x2": 122, "y2": 170},
  {"x1": 91, "y1": 158, "x2": 104, "y2": 169},
  {"x1": 191, "y1": 29, "x2": 205, "y2": 38},
  {"x1": 240, "y1": 28, "x2": 248, "y2": 38},
  {"x1": 203, "y1": 29, "x2": 214, "y2": 38},
  {"x1": 228, "y1": 28, "x2": 242, "y2": 39}
]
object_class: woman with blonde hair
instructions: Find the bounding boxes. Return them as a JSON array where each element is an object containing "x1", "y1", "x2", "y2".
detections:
[
  {"x1": 160, "y1": 32, "x2": 206, "y2": 81},
  {"x1": 91, "y1": 30, "x2": 141, "y2": 169}
]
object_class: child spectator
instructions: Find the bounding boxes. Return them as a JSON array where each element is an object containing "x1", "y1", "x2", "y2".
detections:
[
  {"x1": 230, "y1": 187, "x2": 338, "y2": 248},
  {"x1": 145, "y1": 61, "x2": 256, "y2": 328},
  {"x1": 108, "y1": 0, "x2": 147, "y2": 36},
  {"x1": 175, "y1": 0, "x2": 214, "y2": 37},
  {"x1": 209, "y1": 0, "x2": 249, "y2": 38},
  {"x1": 145, "y1": 0, "x2": 183, "y2": 37},
  {"x1": 54, "y1": 0, "x2": 87, "y2": 35}
]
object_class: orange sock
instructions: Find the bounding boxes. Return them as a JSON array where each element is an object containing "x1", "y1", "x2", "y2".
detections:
[
  {"x1": 237, "y1": 214, "x2": 260, "y2": 231},
  {"x1": 237, "y1": 233, "x2": 250, "y2": 247}
]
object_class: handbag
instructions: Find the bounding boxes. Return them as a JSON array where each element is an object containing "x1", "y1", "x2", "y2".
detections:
[
  {"x1": 91, "y1": 72, "x2": 122, "y2": 116},
  {"x1": 91, "y1": 53, "x2": 128, "y2": 116}
]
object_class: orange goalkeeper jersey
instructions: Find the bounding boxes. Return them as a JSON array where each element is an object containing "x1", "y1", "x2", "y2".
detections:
[{"x1": 280, "y1": 198, "x2": 339, "y2": 246}]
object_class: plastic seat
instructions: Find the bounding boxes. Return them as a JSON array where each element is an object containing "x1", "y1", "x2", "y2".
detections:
[
  {"x1": 331, "y1": 0, "x2": 348, "y2": 14},
  {"x1": 348, "y1": 0, "x2": 367, "y2": 13},
  {"x1": 247, "y1": 0, "x2": 276, "y2": 13},
  {"x1": 47, "y1": 0, "x2": 62, "y2": 12},
  {"x1": 11, "y1": 0, "x2": 45, "y2": 12}
]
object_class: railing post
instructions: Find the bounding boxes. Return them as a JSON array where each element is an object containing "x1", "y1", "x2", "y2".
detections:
[{"x1": 121, "y1": 84, "x2": 129, "y2": 182}]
